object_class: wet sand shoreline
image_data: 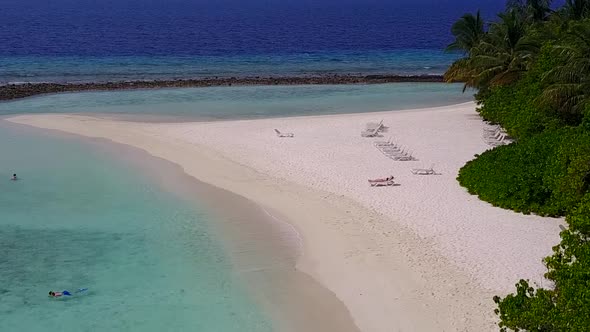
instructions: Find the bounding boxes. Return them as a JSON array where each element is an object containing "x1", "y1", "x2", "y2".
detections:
[{"x1": 3, "y1": 119, "x2": 361, "y2": 332}]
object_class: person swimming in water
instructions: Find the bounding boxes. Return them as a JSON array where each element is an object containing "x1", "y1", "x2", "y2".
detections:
[
  {"x1": 11, "y1": 174, "x2": 18, "y2": 181},
  {"x1": 49, "y1": 290, "x2": 72, "y2": 297},
  {"x1": 49, "y1": 288, "x2": 87, "y2": 298}
]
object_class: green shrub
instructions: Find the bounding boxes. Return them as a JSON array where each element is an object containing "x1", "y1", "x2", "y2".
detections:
[
  {"x1": 583, "y1": 104, "x2": 590, "y2": 131},
  {"x1": 494, "y1": 195, "x2": 590, "y2": 331},
  {"x1": 544, "y1": 130, "x2": 590, "y2": 214},
  {"x1": 458, "y1": 128, "x2": 590, "y2": 216}
]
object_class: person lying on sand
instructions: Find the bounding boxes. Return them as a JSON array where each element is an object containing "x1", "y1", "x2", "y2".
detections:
[{"x1": 368, "y1": 175, "x2": 394, "y2": 182}]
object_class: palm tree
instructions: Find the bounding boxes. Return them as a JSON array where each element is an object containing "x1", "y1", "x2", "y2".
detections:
[
  {"x1": 444, "y1": 58, "x2": 480, "y2": 91},
  {"x1": 562, "y1": 0, "x2": 590, "y2": 20},
  {"x1": 445, "y1": 10, "x2": 485, "y2": 54},
  {"x1": 527, "y1": 0, "x2": 553, "y2": 21},
  {"x1": 541, "y1": 21, "x2": 590, "y2": 114},
  {"x1": 507, "y1": 0, "x2": 553, "y2": 22},
  {"x1": 445, "y1": 9, "x2": 539, "y2": 90},
  {"x1": 444, "y1": 11, "x2": 485, "y2": 90}
]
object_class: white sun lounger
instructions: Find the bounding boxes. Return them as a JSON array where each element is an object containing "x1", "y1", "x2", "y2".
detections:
[
  {"x1": 488, "y1": 133, "x2": 513, "y2": 146},
  {"x1": 274, "y1": 129, "x2": 294, "y2": 138},
  {"x1": 361, "y1": 120, "x2": 383, "y2": 137},
  {"x1": 411, "y1": 165, "x2": 437, "y2": 175},
  {"x1": 482, "y1": 125, "x2": 514, "y2": 146},
  {"x1": 369, "y1": 180, "x2": 396, "y2": 187},
  {"x1": 380, "y1": 146, "x2": 403, "y2": 152},
  {"x1": 391, "y1": 154, "x2": 416, "y2": 161},
  {"x1": 375, "y1": 145, "x2": 417, "y2": 161},
  {"x1": 366, "y1": 120, "x2": 384, "y2": 130},
  {"x1": 374, "y1": 139, "x2": 394, "y2": 147}
]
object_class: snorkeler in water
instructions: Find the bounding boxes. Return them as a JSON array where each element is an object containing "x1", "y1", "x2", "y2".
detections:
[
  {"x1": 49, "y1": 290, "x2": 71, "y2": 297},
  {"x1": 11, "y1": 174, "x2": 18, "y2": 181},
  {"x1": 49, "y1": 288, "x2": 87, "y2": 298}
]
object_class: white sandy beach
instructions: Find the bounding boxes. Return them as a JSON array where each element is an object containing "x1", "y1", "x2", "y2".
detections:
[{"x1": 8, "y1": 101, "x2": 563, "y2": 331}]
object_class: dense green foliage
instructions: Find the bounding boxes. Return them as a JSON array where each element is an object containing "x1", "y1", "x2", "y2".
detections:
[
  {"x1": 458, "y1": 127, "x2": 590, "y2": 216},
  {"x1": 476, "y1": 47, "x2": 564, "y2": 139},
  {"x1": 493, "y1": 195, "x2": 590, "y2": 331},
  {"x1": 446, "y1": 1, "x2": 590, "y2": 330}
]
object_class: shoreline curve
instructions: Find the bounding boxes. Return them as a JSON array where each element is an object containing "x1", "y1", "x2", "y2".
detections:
[{"x1": 6, "y1": 101, "x2": 562, "y2": 331}]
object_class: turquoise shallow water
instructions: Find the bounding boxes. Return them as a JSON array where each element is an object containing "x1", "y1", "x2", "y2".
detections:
[
  {"x1": 0, "y1": 83, "x2": 473, "y2": 120},
  {"x1": 0, "y1": 122, "x2": 273, "y2": 331}
]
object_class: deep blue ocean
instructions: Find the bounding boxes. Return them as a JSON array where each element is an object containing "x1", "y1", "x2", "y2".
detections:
[{"x1": 0, "y1": 0, "x2": 507, "y2": 83}]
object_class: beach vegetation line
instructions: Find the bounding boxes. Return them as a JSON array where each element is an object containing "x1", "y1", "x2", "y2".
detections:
[{"x1": 446, "y1": 0, "x2": 590, "y2": 330}]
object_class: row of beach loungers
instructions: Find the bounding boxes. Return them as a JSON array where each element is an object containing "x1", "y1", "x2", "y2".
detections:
[
  {"x1": 367, "y1": 120, "x2": 436, "y2": 186},
  {"x1": 483, "y1": 125, "x2": 512, "y2": 146},
  {"x1": 373, "y1": 139, "x2": 417, "y2": 161},
  {"x1": 367, "y1": 120, "x2": 429, "y2": 186},
  {"x1": 275, "y1": 121, "x2": 437, "y2": 188},
  {"x1": 362, "y1": 121, "x2": 416, "y2": 161}
]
